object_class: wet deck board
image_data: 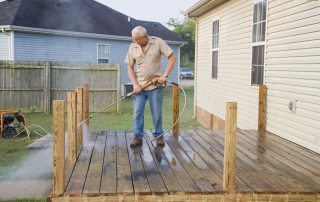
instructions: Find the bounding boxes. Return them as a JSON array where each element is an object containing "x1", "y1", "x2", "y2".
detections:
[{"x1": 59, "y1": 129, "x2": 320, "y2": 198}]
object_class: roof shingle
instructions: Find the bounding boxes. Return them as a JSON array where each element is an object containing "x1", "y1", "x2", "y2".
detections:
[{"x1": 0, "y1": 0, "x2": 184, "y2": 42}]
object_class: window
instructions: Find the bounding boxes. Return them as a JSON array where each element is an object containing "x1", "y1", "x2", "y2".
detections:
[
  {"x1": 97, "y1": 44, "x2": 109, "y2": 63},
  {"x1": 212, "y1": 20, "x2": 219, "y2": 79},
  {"x1": 252, "y1": 0, "x2": 267, "y2": 42},
  {"x1": 251, "y1": 45, "x2": 265, "y2": 85},
  {"x1": 251, "y1": 0, "x2": 267, "y2": 86}
]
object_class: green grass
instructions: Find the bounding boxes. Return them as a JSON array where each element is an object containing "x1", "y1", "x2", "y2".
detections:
[{"x1": 0, "y1": 86, "x2": 199, "y2": 201}]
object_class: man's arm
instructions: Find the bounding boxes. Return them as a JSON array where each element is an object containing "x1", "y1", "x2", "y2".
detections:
[
  {"x1": 127, "y1": 64, "x2": 142, "y2": 93},
  {"x1": 158, "y1": 53, "x2": 176, "y2": 84}
]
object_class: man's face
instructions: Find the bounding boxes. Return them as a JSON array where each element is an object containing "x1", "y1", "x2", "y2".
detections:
[{"x1": 133, "y1": 34, "x2": 148, "y2": 47}]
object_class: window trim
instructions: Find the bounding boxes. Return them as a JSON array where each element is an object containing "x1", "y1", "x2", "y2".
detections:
[
  {"x1": 250, "y1": 0, "x2": 267, "y2": 87},
  {"x1": 97, "y1": 43, "x2": 110, "y2": 63},
  {"x1": 211, "y1": 19, "x2": 220, "y2": 80}
]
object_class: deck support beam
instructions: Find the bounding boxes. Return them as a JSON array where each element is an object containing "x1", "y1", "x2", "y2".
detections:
[
  {"x1": 223, "y1": 102, "x2": 237, "y2": 192},
  {"x1": 172, "y1": 85, "x2": 180, "y2": 140},
  {"x1": 76, "y1": 87, "x2": 83, "y2": 149},
  {"x1": 258, "y1": 85, "x2": 266, "y2": 133},
  {"x1": 52, "y1": 100, "x2": 65, "y2": 195},
  {"x1": 67, "y1": 92, "x2": 77, "y2": 162},
  {"x1": 83, "y1": 84, "x2": 89, "y2": 127}
]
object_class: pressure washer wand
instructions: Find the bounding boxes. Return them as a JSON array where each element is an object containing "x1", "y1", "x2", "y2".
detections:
[{"x1": 83, "y1": 77, "x2": 160, "y2": 122}]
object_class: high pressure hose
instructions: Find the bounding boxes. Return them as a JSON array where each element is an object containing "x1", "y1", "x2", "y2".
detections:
[
  {"x1": 77, "y1": 76, "x2": 186, "y2": 142},
  {"x1": 143, "y1": 81, "x2": 187, "y2": 142}
]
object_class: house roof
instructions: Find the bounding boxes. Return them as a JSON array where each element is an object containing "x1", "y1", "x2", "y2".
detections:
[
  {"x1": 184, "y1": 0, "x2": 227, "y2": 17},
  {"x1": 0, "y1": 0, "x2": 184, "y2": 43}
]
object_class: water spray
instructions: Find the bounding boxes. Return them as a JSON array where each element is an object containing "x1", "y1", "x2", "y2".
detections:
[{"x1": 76, "y1": 76, "x2": 186, "y2": 142}]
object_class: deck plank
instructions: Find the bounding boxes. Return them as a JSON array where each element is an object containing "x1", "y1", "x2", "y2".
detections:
[
  {"x1": 209, "y1": 129, "x2": 293, "y2": 192},
  {"x1": 238, "y1": 130, "x2": 320, "y2": 191},
  {"x1": 100, "y1": 131, "x2": 117, "y2": 195},
  {"x1": 243, "y1": 130, "x2": 320, "y2": 176},
  {"x1": 82, "y1": 131, "x2": 106, "y2": 196},
  {"x1": 187, "y1": 129, "x2": 267, "y2": 192},
  {"x1": 125, "y1": 132, "x2": 151, "y2": 194},
  {"x1": 200, "y1": 129, "x2": 285, "y2": 192},
  {"x1": 180, "y1": 130, "x2": 249, "y2": 192},
  {"x1": 170, "y1": 130, "x2": 224, "y2": 192},
  {"x1": 64, "y1": 132, "x2": 97, "y2": 197},
  {"x1": 116, "y1": 131, "x2": 134, "y2": 195},
  {"x1": 145, "y1": 134, "x2": 184, "y2": 194},
  {"x1": 139, "y1": 136, "x2": 168, "y2": 194},
  {"x1": 219, "y1": 130, "x2": 315, "y2": 192},
  {"x1": 164, "y1": 132, "x2": 217, "y2": 193},
  {"x1": 160, "y1": 132, "x2": 201, "y2": 193}
]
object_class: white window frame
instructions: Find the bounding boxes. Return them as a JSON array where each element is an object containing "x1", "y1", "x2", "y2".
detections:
[
  {"x1": 211, "y1": 19, "x2": 220, "y2": 80},
  {"x1": 97, "y1": 44, "x2": 110, "y2": 63},
  {"x1": 250, "y1": 0, "x2": 267, "y2": 87}
]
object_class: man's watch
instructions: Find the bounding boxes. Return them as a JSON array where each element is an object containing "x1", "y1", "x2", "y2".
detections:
[{"x1": 163, "y1": 74, "x2": 168, "y2": 78}]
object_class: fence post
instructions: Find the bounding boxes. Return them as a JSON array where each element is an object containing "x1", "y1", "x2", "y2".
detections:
[
  {"x1": 258, "y1": 85, "x2": 266, "y2": 133},
  {"x1": 44, "y1": 62, "x2": 51, "y2": 114},
  {"x1": 223, "y1": 102, "x2": 237, "y2": 192},
  {"x1": 52, "y1": 100, "x2": 65, "y2": 195},
  {"x1": 83, "y1": 84, "x2": 89, "y2": 127},
  {"x1": 76, "y1": 87, "x2": 83, "y2": 149},
  {"x1": 67, "y1": 92, "x2": 77, "y2": 162},
  {"x1": 117, "y1": 64, "x2": 121, "y2": 114},
  {"x1": 172, "y1": 85, "x2": 180, "y2": 140}
]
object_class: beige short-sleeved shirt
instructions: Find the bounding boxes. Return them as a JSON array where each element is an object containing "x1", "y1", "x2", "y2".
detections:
[{"x1": 125, "y1": 36, "x2": 174, "y2": 90}]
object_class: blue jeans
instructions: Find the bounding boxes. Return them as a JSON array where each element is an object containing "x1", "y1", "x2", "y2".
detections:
[{"x1": 133, "y1": 87, "x2": 163, "y2": 139}]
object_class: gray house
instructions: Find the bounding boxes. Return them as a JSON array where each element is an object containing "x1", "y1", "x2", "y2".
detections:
[{"x1": 0, "y1": 0, "x2": 186, "y2": 94}]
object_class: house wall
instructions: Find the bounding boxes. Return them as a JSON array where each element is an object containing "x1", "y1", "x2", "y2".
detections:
[
  {"x1": 195, "y1": 0, "x2": 259, "y2": 130},
  {"x1": 0, "y1": 32, "x2": 9, "y2": 60},
  {"x1": 265, "y1": 0, "x2": 320, "y2": 153},
  {"x1": 195, "y1": 0, "x2": 320, "y2": 153},
  {"x1": 13, "y1": 32, "x2": 180, "y2": 84}
]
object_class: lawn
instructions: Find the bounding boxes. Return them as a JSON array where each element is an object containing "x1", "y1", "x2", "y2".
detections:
[{"x1": 0, "y1": 86, "x2": 200, "y2": 201}]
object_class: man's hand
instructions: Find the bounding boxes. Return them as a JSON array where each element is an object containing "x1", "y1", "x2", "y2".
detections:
[
  {"x1": 158, "y1": 76, "x2": 167, "y2": 84},
  {"x1": 133, "y1": 84, "x2": 141, "y2": 94}
]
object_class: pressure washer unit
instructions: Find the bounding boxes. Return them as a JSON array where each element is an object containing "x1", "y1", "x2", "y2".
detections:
[{"x1": 0, "y1": 110, "x2": 27, "y2": 139}]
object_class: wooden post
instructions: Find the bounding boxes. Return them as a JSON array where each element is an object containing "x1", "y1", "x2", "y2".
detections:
[
  {"x1": 44, "y1": 62, "x2": 51, "y2": 114},
  {"x1": 258, "y1": 85, "x2": 266, "y2": 133},
  {"x1": 116, "y1": 64, "x2": 121, "y2": 114},
  {"x1": 172, "y1": 85, "x2": 180, "y2": 140},
  {"x1": 76, "y1": 87, "x2": 83, "y2": 149},
  {"x1": 67, "y1": 92, "x2": 77, "y2": 162},
  {"x1": 83, "y1": 84, "x2": 89, "y2": 127},
  {"x1": 52, "y1": 100, "x2": 65, "y2": 195},
  {"x1": 223, "y1": 102, "x2": 237, "y2": 192}
]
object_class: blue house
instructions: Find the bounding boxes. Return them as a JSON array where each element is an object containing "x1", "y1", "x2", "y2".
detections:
[{"x1": 0, "y1": 0, "x2": 186, "y2": 93}]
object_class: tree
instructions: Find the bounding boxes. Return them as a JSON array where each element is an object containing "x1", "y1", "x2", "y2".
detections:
[{"x1": 166, "y1": 17, "x2": 195, "y2": 69}]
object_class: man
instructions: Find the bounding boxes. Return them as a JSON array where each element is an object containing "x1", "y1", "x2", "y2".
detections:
[{"x1": 125, "y1": 26, "x2": 176, "y2": 146}]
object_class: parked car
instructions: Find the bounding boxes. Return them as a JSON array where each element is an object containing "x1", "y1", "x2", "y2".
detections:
[{"x1": 180, "y1": 68, "x2": 194, "y2": 79}]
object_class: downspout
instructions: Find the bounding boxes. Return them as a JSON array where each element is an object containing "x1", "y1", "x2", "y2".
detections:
[
  {"x1": 186, "y1": 16, "x2": 198, "y2": 119},
  {"x1": 178, "y1": 44, "x2": 184, "y2": 82}
]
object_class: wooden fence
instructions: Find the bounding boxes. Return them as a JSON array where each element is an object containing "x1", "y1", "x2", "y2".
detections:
[{"x1": 0, "y1": 61, "x2": 121, "y2": 114}]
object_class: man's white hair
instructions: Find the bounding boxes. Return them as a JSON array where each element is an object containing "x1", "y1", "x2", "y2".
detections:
[{"x1": 132, "y1": 26, "x2": 147, "y2": 37}]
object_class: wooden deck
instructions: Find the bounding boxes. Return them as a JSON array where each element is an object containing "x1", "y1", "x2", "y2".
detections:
[{"x1": 48, "y1": 129, "x2": 320, "y2": 201}]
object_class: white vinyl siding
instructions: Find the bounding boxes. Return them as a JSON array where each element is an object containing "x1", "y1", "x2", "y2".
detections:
[
  {"x1": 265, "y1": 0, "x2": 320, "y2": 153},
  {"x1": 195, "y1": 0, "x2": 320, "y2": 154},
  {"x1": 0, "y1": 33, "x2": 9, "y2": 60},
  {"x1": 196, "y1": 0, "x2": 258, "y2": 130}
]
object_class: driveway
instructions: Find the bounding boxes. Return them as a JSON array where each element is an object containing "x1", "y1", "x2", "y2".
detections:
[{"x1": 179, "y1": 79, "x2": 194, "y2": 86}]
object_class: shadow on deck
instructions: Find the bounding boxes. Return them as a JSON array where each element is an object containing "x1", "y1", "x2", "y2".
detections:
[{"x1": 47, "y1": 129, "x2": 320, "y2": 201}]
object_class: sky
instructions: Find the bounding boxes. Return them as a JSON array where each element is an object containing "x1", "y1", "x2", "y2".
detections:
[{"x1": 95, "y1": 0, "x2": 199, "y2": 28}]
